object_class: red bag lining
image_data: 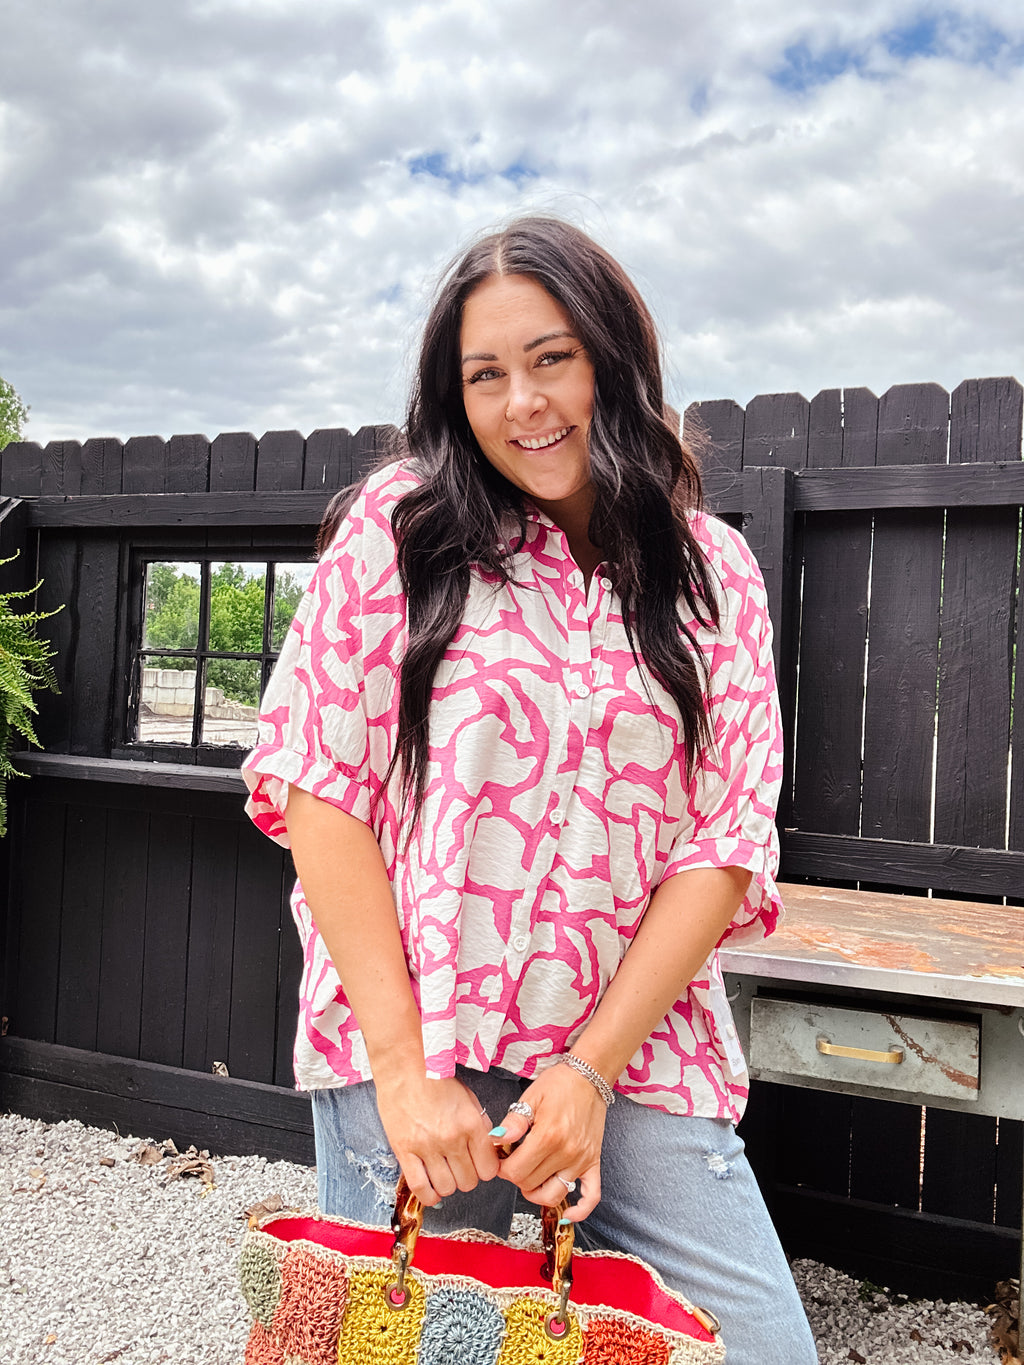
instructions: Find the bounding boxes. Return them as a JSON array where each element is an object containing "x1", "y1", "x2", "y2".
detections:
[{"x1": 259, "y1": 1217, "x2": 714, "y2": 1342}]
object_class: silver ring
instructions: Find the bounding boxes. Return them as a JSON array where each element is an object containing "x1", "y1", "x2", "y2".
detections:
[
  {"x1": 555, "y1": 1174, "x2": 576, "y2": 1193},
  {"x1": 479, "y1": 1107, "x2": 488, "y2": 1117},
  {"x1": 508, "y1": 1099, "x2": 534, "y2": 1122}
]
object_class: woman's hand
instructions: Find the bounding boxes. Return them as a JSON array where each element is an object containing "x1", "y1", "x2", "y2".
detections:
[
  {"x1": 373, "y1": 1072, "x2": 501, "y2": 1208},
  {"x1": 493, "y1": 1063, "x2": 607, "y2": 1222},
  {"x1": 491, "y1": 865, "x2": 751, "y2": 1224},
  {"x1": 283, "y1": 790, "x2": 499, "y2": 1208}
]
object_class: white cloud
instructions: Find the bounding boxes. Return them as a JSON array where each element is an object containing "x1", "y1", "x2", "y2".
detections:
[{"x1": 0, "y1": 0, "x2": 1022, "y2": 443}]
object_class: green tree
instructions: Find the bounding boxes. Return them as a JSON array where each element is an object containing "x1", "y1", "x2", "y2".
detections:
[
  {"x1": 0, "y1": 377, "x2": 29, "y2": 452},
  {"x1": 208, "y1": 562, "x2": 265, "y2": 653},
  {"x1": 272, "y1": 570, "x2": 306, "y2": 646},
  {"x1": 144, "y1": 564, "x2": 201, "y2": 673},
  {"x1": 144, "y1": 562, "x2": 309, "y2": 708},
  {"x1": 206, "y1": 564, "x2": 267, "y2": 705},
  {"x1": 205, "y1": 566, "x2": 307, "y2": 706}
]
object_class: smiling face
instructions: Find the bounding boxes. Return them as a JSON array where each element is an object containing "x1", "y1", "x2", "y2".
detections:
[{"x1": 459, "y1": 273, "x2": 596, "y2": 527}]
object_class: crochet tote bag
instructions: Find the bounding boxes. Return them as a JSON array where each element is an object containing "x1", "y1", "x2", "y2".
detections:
[{"x1": 240, "y1": 1177, "x2": 726, "y2": 1364}]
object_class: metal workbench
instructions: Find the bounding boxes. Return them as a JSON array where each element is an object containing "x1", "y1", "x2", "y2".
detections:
[{"x1": 721, "y1": 883, "x2": 1024, "y2": 1291}]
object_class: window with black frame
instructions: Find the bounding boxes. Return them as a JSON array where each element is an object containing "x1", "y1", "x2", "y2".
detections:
[{"x1": 128, "y1": 557, "x2": 315, "y2": 751}]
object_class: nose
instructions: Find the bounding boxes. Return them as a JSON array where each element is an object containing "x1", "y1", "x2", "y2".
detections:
[{"x1": 505, "y1": 369, "x2": 547, "y2": 422}]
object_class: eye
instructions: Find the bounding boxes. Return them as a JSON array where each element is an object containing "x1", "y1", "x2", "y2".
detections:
[
  {"x1": 536, "y1": 348, "x2": 578, "y2": 368},
  {"x1": 464, "y1": 366, "x2": 503, "y2": 385}
]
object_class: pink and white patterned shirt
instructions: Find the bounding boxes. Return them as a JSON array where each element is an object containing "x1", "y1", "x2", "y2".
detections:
[{"x1": 243, "y1": 462, "x2": 783, "y2": 1122}]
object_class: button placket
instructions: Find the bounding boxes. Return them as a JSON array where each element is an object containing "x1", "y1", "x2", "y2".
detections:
[
  {"x1": 566, "y1": 585, "x2": 594, "y2": 702},
  {"x1": 586, "y1": 563, "x2": 613, "y2": 690},
  {"x1": 539, "y1": 533, "x2": 590, "y2": 843}
]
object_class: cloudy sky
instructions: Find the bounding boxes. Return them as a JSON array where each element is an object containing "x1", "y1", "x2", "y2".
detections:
[{"x1": 2, "y1": 0, "x2": 1022, "y2": 445}]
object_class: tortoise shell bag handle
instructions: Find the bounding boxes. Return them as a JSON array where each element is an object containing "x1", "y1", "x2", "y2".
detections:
[
  {"x1": 539, "y1": 1199, "x2": 575, "y2": 1340},
  {"x1": 385, "y1": 1176, "x2": 425, "y2": 1308},
  {"x1": 387, "y1": 1172, "x2": 574, "y2": 1338}
]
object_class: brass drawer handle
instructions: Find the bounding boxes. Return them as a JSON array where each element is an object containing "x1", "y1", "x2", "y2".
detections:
[{"x1": 816, "y1": 1037, "x2": 904, "y2": 1064}]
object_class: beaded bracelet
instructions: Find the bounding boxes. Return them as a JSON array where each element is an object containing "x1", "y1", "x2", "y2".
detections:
[{"x1": 557, "y1": 1053, "x2": 616, "y2": 1106}]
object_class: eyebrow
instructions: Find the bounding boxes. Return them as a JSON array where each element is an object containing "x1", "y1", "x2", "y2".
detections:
[
  {"x1": 460, "y1": 331, "x2": 580, "y2": 366},
  {"x1": 524, "y1": 329, "x2": 577, "y2": 352}
]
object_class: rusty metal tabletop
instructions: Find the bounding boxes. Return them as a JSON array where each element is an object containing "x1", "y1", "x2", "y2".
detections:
[{"x1": 720, "y1": 882, "x2": 1024, "y2": 1008}]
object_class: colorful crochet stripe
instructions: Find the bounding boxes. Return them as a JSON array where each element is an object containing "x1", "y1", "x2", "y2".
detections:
[
  {"x1": 273, "y1": 1247, "x2": 349, "y2": 1364},
  {"x1": 582, "y1": 1316, "x2": 672, "y2": 1363},
  {"x1": 240, "y1": 1241, "x2": 724, "y2": 1365}
]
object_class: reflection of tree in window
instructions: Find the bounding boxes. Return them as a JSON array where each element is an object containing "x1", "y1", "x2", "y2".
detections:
[
  {"x1": 144, "y1": 563, "x2": 200, "y2": 663},
  {"x1": 271, "y1": 570, "x2": 307, "y2": 649},
  {"x1": 136, "y1": 558, "x2": 312, "y2": 751},
  {"x1": 206, "y1": 564, "x2": 266, "y2": 706},
  {"x1": 203, "y1": 565, "x2": 306, "y2": 705}
]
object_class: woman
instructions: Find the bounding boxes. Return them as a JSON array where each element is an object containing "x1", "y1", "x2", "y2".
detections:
[{"x1": 243, "y1": 217, "x2": 816, "y2": 1362}]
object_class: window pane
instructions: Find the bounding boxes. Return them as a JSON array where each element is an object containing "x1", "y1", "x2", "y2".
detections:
[
  {"x1": 138, "y1": 654, "x2": 197, "y2": 744},
  {"x1": 208, "y1": 562, "x2": 268, "y2": 652},
  {"x1": 272, "y1": 562, "x2": 315, "y2": 651},
  {"x1": 202, "y1": 658, "x2": 262, "y2": 747},
  {"x1": 144, "y1": 562, "x2": 201, "y2": 650}
]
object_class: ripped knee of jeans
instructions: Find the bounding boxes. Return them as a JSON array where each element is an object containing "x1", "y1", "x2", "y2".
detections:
[
  {"x1": 703, "y1": 1149, "x2": 734, "y2": 1180},
  {"x1": 345, "y1": 1142, "x2": 400, "y2": 1209}
]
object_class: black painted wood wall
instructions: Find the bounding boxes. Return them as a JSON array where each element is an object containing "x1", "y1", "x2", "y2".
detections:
[
  {"x1": 688, "y1": 378, "x2": 1024, "y2": 1298},
  {"x1": 0, "y1": 424, "x2": 393, "y2": 1161},
  {"x1": 0, "y1": 386, "x2": 1022, "y2": 1295}
]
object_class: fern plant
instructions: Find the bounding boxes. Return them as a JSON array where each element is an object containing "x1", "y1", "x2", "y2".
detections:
[{"x1": 0, "y1": 553, "x2": 61, "y2": 836}]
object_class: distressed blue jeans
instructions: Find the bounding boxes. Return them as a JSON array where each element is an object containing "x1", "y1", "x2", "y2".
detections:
[{"x1": 311, "y1": 1065, "x2": 817, "y2": 1365}]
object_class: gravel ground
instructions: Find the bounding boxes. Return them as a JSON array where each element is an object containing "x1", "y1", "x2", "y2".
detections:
[{"x1": 0, "y1": 1111, "x2": 996, "y2": 1364}]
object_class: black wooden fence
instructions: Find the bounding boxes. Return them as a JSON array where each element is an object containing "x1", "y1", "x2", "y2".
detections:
[
  {"x1": 693, "y1": 378, "x2": 1024, "y2": 1299},
  {"x1": 0, "y1": 379, "x2": 1021, "y2": 1299}
]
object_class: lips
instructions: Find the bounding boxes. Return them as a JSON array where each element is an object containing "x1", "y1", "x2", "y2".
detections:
[{"x1": 511, "y1": 425, "x2": 573, "y2": 451}]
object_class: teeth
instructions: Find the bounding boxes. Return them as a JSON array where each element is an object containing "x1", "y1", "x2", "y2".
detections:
[{"x1": 516, "y1": 426, "x2": 570, "y2": 450}]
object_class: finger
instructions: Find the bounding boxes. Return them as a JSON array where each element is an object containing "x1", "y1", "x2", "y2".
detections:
[
  {"x1": 499, "y1": 1128, "x2": 577, "y2": 1190},
  {"x1": 564, "y1": 1163, "x2": 601, "y2": 1222},
  {"x1": 468, "y1": 1126, "x2": 502, "y2": 1182},
  {"x1": 492, "y1": 1104, "x2": 534, "y2": 1148},
  {"x1": 516, "y1": 1169, "x2": 577, "y2": 1207},
  {"x1": 399, "y1": 1153, "x2": 441, "y2": 1208},
  {"x1": 460, "y1": 1090, "x2": 501, "y2": 1174},
  {"x1": 423, "y1": 1155, "x2": 458, "y2": 1200},
  {"x1": 445, "y1": 1146, "x2": 484, "y2": 1194},
  {"x1": 456, "y1": 1081, "x2": 491, "y2": 1129}
]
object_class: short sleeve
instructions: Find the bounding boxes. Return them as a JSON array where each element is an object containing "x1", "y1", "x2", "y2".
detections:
[
  {"x1": 241, "y1": 469, "x2": 411, "y2": 846},
  {"x1": 661, "y1": 524, "x2": 784, "y2": 946}
]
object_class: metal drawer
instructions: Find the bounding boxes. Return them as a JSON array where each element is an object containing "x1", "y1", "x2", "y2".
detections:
[{"x1": 748, "y1": 997, "x2": 980, "y2": 1102}]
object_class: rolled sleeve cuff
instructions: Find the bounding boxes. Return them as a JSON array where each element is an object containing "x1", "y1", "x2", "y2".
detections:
[
  {"x1": 242, "y1": 743, "x2": 373, "y2": 847},
  {"x1": 661, "y1": 835, "x2": 784, "y2": 947}
]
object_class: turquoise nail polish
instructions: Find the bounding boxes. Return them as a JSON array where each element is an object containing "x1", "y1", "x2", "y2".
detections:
[
  {"x1": 558, "y1": 1217, "x2": 572, "y2": 1225},
  {"x1": 489, "y1": 1125, "x2": 507, "y2": 1138}
]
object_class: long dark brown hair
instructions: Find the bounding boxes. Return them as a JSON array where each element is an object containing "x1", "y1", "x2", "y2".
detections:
[{"x1": 319, "y1": 216, "x2": 720, "y2": 823}]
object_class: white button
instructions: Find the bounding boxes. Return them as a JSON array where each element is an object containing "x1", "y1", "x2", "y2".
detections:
[
  {"x1": 600, "y1": 575, "x2": 612, "y2": 589},
  {"x1": 551, "y1": 808, "x2": 565, "y2": 825},
  {"x1": 726, "y1": 1024, "x2": 737, "y2": 1040},
  {"x1": 574, "y1": 682, "x2": 591, "y2": 699},
  {"x1": 511, "y1": 934, "x2": 529, "y2": 953}
]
